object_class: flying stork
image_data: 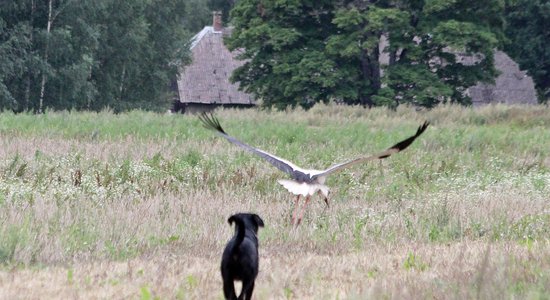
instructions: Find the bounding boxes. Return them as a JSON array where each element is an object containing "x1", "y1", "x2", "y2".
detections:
[{"x1": 199, "y1": 113, "x2": 429, "y2": 225}]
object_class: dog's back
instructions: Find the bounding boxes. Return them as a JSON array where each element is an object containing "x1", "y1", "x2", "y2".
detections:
[{"x1": 221, "y1": 213, "x2": 264, "y2": 300}]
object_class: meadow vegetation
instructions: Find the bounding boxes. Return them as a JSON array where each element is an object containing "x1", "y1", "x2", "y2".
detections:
[{"x1": 0, "y1": 104, "x2": 549, "y2": 299}]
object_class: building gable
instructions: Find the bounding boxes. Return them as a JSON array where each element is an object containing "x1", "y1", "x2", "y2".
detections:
[{"x1": 175, "y1": 13, "x2": 254, "y2": 108}]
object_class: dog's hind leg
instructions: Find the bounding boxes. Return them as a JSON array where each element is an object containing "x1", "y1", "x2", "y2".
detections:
[
  {"x1": 223, "y1": 280, "x2": 237, "y2": 300},
  {"x1": 240, "y1": 280, "x2": 255, "y2": 300}
]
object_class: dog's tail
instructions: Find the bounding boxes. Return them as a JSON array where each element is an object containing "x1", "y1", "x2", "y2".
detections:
[{"x1": 228, "y1": 215, "x2": 246, "y2": 249}]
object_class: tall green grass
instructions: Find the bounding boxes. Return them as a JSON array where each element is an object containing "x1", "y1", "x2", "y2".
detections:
[{"x1": 0, "y1": 104, "x2": 549, "y2": 265}]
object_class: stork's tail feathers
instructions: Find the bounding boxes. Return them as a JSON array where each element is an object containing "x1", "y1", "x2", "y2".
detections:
[{"x1": 278, "y1": 179, "x2": 329, "y2": 197}]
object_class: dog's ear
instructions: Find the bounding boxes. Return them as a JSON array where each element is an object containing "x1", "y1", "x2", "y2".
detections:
[{"x1": 252, "y1": 214, "x2": 264, "y2": 228}]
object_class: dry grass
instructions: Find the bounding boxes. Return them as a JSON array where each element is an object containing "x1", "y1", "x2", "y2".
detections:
[
  {"x1": 1, "y1": 104, "x2": 549, "y2": 299},
  {"x1": 1, "y1": 241, "x2": 549, "y2": 299}
]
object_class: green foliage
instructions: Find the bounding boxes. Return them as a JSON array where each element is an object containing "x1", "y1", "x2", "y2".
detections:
[
  {"x1": 403, "y1": 252, "x2": 428, "y2": 271},
  {"x1": 140, "y1": 285, "x2": 158, "y2": 300},
  {"x1": 0, "y1": 19, "x2": 33, "y2": 110},
  {"x1": 184, "y1": 0, "x2": 215, "y2": 32},
  {"x1": 67, "y1": 268, "x2": 74, "y2": 284},
  {"x1": 0, "y1": 215, "x2": 37, "y2": 264},
  {"x1": 227, "y1": 0, "x2": 341, "y2": 109},
  {"x1": 228, "y1": 0, "x2": 504, "y2": 109},
  {"x1": 186, "y1": 274, "x2": 198, "y2": 290},
  {"x1": 0, "y1": 225, "x2": 27, "y2": 263},
  {"x1": 504, "y1": 0, "x2": 550, "y2": 102},
  {"x1": 0, "y1": 0, "x2": 197, "y2": 112},
  {"x1": 207, "y1": 0, "x2": 235, "y2": 23},
  {"x1": 378, "y1": 64, "x2": 454, "y2": 108}
]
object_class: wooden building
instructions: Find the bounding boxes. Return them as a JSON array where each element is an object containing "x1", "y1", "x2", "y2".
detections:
[{"x1": 173, "y1": 12, "x2": 255, "y2": 113}]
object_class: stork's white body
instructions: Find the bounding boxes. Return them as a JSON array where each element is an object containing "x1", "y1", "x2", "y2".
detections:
[{"x1": 278, "y1": 177, "x2": 329, "y2": 197}]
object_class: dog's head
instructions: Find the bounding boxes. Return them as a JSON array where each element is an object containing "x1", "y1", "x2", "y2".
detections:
[{"x1": 228, "y1": 213, "x2": 264, "y2": 234}]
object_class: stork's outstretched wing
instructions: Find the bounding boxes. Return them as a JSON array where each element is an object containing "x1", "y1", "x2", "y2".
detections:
[
  {"x1": 311, "y1": 121, "x2": 429, "y2": 179},
  {"x1": 199, "y1": 113, "x2": 308, "y2": 178}
]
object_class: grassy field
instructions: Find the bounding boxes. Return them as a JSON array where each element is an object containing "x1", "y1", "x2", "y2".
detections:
[{"x1": 0, "y1": 104, "x2": 549, "y2": 299}]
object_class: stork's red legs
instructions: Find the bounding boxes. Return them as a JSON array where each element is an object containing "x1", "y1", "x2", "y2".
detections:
[
  {"x1": 295, "y1": 195, "x2": 311, "y2": 225},
  {"x1": 318, "y1": 190, "x2": 330, "y2": 208},
  {"x1": 291, "y1": 192, "x2": 330, "y2": 226},
  {"x1": 291, "y1": 195, "x2": 301, "y2": 225}
]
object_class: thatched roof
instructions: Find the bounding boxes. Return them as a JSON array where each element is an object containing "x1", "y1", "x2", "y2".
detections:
[
  {"x1": 467, "y1": 51, "x2": 538, "y2": 106},
  {"x1": 379, "y1": 36, "x2": 537, "y2": 106},
  {"x1": 175, "y1": 25, "x2": 254, "y2": 105}
]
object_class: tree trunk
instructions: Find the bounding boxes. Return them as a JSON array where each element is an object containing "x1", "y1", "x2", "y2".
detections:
[
  {"x1": 87, "y1": 61, "x2": 93, "y2": 109},
  {"x1": 359, "y1": 42, "x2": 381, "y2": 107},
  {"x1": 38, "y1": 0, "x2": 53, "y2": 114},
  {"x1": 389, "y1": 49, "x2": 397, "y2": 65},
  {"x1": 118, "y1": 64, "x2": 126, "y2": 103},
  {"x1": 24, "y1": 0, "x2": 36, "y2": 111}
]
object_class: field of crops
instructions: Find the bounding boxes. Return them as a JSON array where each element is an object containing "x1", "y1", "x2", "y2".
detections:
[{"x1": 1, "y1": 104, "x2": 549, "y2": 299}]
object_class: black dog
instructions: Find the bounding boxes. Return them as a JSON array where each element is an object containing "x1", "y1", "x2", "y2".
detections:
[{"x1": 221, "y1": 213, "x2": 264, "y2": 300}]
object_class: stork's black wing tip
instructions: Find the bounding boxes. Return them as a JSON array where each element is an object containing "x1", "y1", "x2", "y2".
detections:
[
  {"x1": 198, "y1": 112, "x2": 226, "y2": 134},
  {"x1": 387, "y1": 120, "x2": 430, "y2": 152},
  {"x1": 416, "y1": 121, "x2": 430, "y2": 136}
]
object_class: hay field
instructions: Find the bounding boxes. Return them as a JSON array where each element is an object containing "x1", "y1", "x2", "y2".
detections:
[{"x1": 1, "y1": 104, "x2": 549, "y2": 299}]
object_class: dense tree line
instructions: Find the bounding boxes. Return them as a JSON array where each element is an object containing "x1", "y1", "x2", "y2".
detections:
[
  {"x1": 504, "y1": 0, "x2": 550, "y2": 102},
  {"x1": 2, "y1": 0, "x2": 548, "y2": 112},
  {"x1": 223, "y1": 0, "x2": 548, "y2": 108},
  {"x1": 0, "y1": 0, "x2": 215, "y2": 112},
  {"x1": 227, "y1": 0, "x2": 505, "y2": 109}
]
